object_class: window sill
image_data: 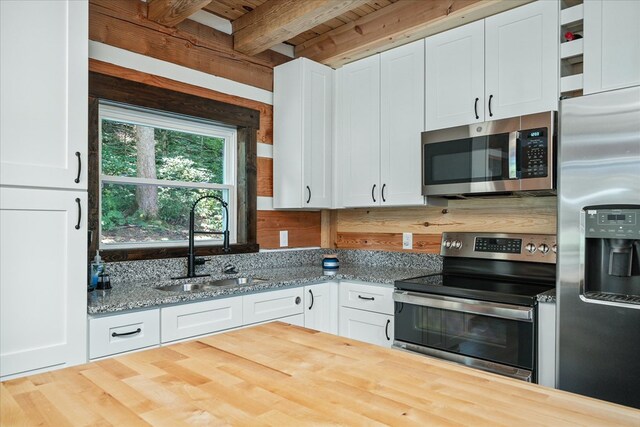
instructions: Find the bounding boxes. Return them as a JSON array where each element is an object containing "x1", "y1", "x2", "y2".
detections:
[{"x1": 100, "y1": 243, "x2": 259, "y2": 262}]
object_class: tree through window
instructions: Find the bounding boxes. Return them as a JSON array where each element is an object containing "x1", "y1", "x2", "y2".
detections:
[{"x1": 99, "y1": 103, "x2": 237, "y2": 248}]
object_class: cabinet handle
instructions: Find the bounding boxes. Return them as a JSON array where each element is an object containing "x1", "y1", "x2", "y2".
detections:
[
  {"x1": 371, "y1": 184, "x2": 377, "y2": 203},
  {"x1": 75, "y1": 198, "x2": 81, "y2": 230},
  {"x1": 358, "y1": 295, "x2": 375, "y2": 301},
  {"x1": 381, "y1": 184, "x2": 386, "y2": 202},
  {"x1": 474, "y1": 97, "x2": 479, "y2": 120},
  {"x1": 488, "y1": 94, "x2": 494, "y2": 117},
  {"x1": 295, "y1": 296, "x2": 301, "y2": 305},
  {"x1": 74, "y1": 152, "x2": 81, "y2": 184},
  {"x1": 308, "y1": 289, "x2": 314, "y2": 310},
  {"x1": 112, "y1": 328, "x2": 141, "y2": 337},
  {"x1": 385, "y1": 319, "x2": 390, "y2": 341},
  {"x1": 306, "y1": 186, "x2": 311, "y2": 204}
]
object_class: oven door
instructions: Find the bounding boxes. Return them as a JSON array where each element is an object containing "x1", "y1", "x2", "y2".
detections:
[{"x1": 393, "y1": 291, "x2": 535, "y2": 382}]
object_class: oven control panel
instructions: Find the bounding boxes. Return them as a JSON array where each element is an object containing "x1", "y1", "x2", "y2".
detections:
[{"x1": 441, "y1": 232, "x2": 556, "y2": 263}]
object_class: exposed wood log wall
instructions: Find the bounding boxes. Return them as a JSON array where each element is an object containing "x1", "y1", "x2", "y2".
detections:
[{"x1": 333, "y1": 197, "x2": 557, "y2": 254}]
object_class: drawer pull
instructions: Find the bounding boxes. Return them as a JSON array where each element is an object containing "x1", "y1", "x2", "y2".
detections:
[
  {"x1": 358, "y1": 295, "x2": 375, "y2": 301},
  {"x1": 75, "y1": 198, "x2": 81, "y2": 230},
  {"x1": 74, "y1": 151, "x2": 81, "y2": 183},
  {"x1": 385, "y1": 319, "x2": 391, "y2": 341},
  {"x1": 112, "y1": 328, "x2": 141, "y2": 337},
  {"x1": 295, "y1": 296, "x2": 301, "y2": 305},
  {"x1": 308, "y1": 289, "x2": 314, "y2": 310}
]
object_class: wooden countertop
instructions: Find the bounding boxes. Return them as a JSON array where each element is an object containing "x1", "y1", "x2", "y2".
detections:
[{"x1": 2, "y1": 323, "x2": 639, "y2": 426}]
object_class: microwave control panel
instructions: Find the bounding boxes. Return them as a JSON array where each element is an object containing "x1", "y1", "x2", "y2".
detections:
[{"x1": 519, "y1": 127, "x2": 548, "y2": 179}]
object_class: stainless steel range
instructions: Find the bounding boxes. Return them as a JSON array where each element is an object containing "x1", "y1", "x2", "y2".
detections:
[{"x1": 393, "y1": 232, "x2": 556, "y2": 382}]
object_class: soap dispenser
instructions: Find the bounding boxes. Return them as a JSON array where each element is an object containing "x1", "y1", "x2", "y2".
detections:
[{"x1": 89, "y1": 251, "x2": 104, "y2": 291}]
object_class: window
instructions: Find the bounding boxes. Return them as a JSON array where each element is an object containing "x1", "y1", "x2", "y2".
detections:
[{"x1": 99, "y1": 103, "x2": 237, "y2": 249}]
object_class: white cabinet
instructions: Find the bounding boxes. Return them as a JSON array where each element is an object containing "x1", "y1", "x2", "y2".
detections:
[
  {"x1": 339, "y1": 307, "x2": 394, "y2": 348},
  {"x1": 89, "y1": 309, "x2": 160, "y2": 360},
  {"x1": 342, "y1": 41, "x2": 425, "y2": 207},
  {"x1": 304, "y1": 282, "x2": 338, "y2": 334},
  {"x1": 0, "y1": 0, "x2": 87, "y2": 190},
  {"x1": 161, "y1": 296, "x2": 243, "y2": 343},
  {"x1": 341, "y1": 55, "x2": 381, "y2": 207},
  {"x1": 425, "y1": 1, "x2": 558, "y2": 130},
  {"x1": 338, "y1": 282, "x2": 394, "y2": 348},
  {"x1": 380, "y1": 40, "x2": 426, "y2": 206},
  {"x1": 484, "y1": 0, "x2": 558, "y2": 120},
  {"x1": 0, "y1": 188, "x2": 87, "y2": 379},
  {"x1": 425, "y1": 20, "x2": 485, "y2": 130},
  {"x1": 537, "y1": 301, "x2": 556, "y2": 388},
  {"x1": 273, "y1": 58, "x2": 333, "y2": 208},
  {"x1": 243, "y1": 287, "x2": 305, "y2": 325},
  {"x1": 583, "y1": 0, "x2": 640, "y2": 94}
]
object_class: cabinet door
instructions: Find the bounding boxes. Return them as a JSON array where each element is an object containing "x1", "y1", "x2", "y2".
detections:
[
  {"x1": 0, "y1": 188, "x2": 87, "y2": 379},
  {"x1": 425, "y1": 20, "x2": 485, "y2": 130},
  {"x1": 303, "y1": 59, "x2": 333, "y2": 208},
  {"x1": 584, "y1": 0, "x2": 640, "y2": 94},
  {"x1": 243, "y1": 287, "x2": 304, "y2": 325},
  {"x1": 485, "y1": 0, "x2": 558, "y2": 120},
  {"x1": 0, "y1": 0, "x2": 87, "y2": 190},
  {"x1": 380, "y1": 40, "x2": 425, "y2": 206},
  {"x1": 304, "y1": 282, "x2": 338, "y2": 334},
  {"x1": 161, "y1": 296, "x2": 243, "y2": 343},
  {"x1": 339, "y1": 307, "x2": 393, "y2": 348},
  {"x1": 537, "y1": 301, "x2": 556, "y2": 388},
  {"x1": 341, "y1": 55, "x2": 381, "y2": 207}
]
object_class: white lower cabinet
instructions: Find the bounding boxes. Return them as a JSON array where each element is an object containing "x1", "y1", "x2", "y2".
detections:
[
  {"x1": 338, "y1": 282, "x2": 394, "y2": 348},
  {"x1": 339, "y1": 307, "x2": 394, "y2": 348},
  {"x1": 537, "y1": 301, "x2": 556, "y2": 387},
  {"x1": 304, "y1": 282, "x2": 338, "y2": 334},
  {"x1": 89, "y1": 309, "x2": 160, "y2": 360},
  {"x1": 161, "y1": 296, "x2": 243, "y2": 343},
  {"x1": 243, "y1": 287, "x2": 305, "y2": 325}
]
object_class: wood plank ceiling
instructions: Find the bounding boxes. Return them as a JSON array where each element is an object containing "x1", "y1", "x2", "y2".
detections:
[{"x1": 148, "y1": 0, "x2": 533, "y2": 68}]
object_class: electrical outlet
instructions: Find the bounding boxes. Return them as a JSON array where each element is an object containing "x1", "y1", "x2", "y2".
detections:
[
  {"x1": 279, "y1": 230, "x2": 288, "y2": 247},
  {"x1": 402, "y1": 232, "x2": 413, "y2": 250}
]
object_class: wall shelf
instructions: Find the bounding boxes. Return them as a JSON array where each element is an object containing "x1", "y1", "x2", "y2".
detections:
[
  {"x1": 561, "y1": 73, "x2": 583, "y2": 92},
  {"x1": 561, "y1": 4, "x2": 583, "y2": 25},
  {"x1": 561, "y1": 38, "x2": 583, "y2": 59}
]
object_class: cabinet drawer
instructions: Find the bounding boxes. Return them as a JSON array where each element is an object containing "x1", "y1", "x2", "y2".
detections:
[
  {"x1": 243, "y1": 287, "x2": 304, "y2": 325},
  {"x1": 339, "y1": 282, "x2": 394, "y2": 315},
  {"x1": 161, "y1": 296, "x2": 243, "y2": 343},
  {"x1": 89, "y1": 309, "x2": 160, "y2": 359},
  {"x1": 339, "y1": 307, "x2": 394, "y2": 348}
]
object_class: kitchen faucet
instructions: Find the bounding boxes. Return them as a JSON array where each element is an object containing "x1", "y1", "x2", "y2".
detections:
[{"x1": 177, "y1": 194, "x2": 230, "y2": 279}]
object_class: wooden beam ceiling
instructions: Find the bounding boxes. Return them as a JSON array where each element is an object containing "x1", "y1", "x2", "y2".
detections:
[
  {"x1": 232, "y1": 0, "x2": 370, "y2": 56},
  {"x1": 147, "y1": 0, "x2": 211, "y2": 27},
  {"x1": 295, "y1": 0, "x2": 534, "y2": 67}
]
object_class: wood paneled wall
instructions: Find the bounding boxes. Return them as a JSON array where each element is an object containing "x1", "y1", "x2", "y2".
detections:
[{"x1": 332, "y1": 197, "x2": 557, "y2": 254}]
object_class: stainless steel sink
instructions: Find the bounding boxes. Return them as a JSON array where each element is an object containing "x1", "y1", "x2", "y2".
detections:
[{"x1": 155, "y1": 277, "x2": 268, "y2": 292}]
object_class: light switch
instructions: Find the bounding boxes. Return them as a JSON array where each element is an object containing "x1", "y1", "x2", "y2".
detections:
[{"x1": 280, "y1": 230, "x2": 288, "y2": 247}]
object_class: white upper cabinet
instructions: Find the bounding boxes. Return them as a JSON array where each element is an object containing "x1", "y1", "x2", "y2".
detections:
[
  {"x1": 484, "y1": 0, "x2": 559, "y2": 120},
  {"x1": 583, "y1": 0, "x2": 640, "y2": 95},
  {"x1": 425, "y1": 20, "x2": 485, "y2": 130},
  {"x1": 342, "y1": 41, "x2": 425, "y2": 207},
  {"x1": 0, "y1": 0, "x2": 88, "y2": 190},
  {"x1": 274, "y1": 58, "x2": 333, "y2": 208},
  {"x1": 341, "y1": 55, "x2": 382, "y2": 207},
  {"x1": 380, "y1": 40, "x2": 425, "y2": 206}
]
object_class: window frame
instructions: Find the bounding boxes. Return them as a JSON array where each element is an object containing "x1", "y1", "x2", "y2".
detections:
[
  {"x1": 88, "y1": 72, "x2": 259, "y2": 262},
  {"x1": 98, "y1": 102, "x2": 238, "y2": 250}
]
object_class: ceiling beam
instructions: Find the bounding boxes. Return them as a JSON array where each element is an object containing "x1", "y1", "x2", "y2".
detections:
[
  {"x1": 295, "y1": 0, "x2": 534, "y2": 68},
  {"x1": 232, "y1": 0, "x2": 369, "y2": 57},
  {"x1": 147, "y1": 0, "x2": 211, "y2": 27}
]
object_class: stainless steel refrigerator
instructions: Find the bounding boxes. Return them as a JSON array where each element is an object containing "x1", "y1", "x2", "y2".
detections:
[{"x1": 558, "y1": 86, "x2": 640, "y2": 409}]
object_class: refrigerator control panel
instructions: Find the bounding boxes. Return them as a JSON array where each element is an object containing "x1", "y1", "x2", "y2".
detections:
[{"x1": 585, "y1": 208, "x2": 640, "y2": 238}]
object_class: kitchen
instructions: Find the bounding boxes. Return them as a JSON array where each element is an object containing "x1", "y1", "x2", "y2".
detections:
[{"x1": 1, "y1": 0, "x2": 639, "y2": 424}]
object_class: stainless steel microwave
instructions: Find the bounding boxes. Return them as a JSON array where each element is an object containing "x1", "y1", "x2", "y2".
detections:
[{"x1": 421, "y1": 111, "x2": 557, "y2": 198}]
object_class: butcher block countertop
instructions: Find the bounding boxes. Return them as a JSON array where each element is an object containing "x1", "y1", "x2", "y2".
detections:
[{"x1": 2, "y1": 323, "x2": 639, "y2": 426}]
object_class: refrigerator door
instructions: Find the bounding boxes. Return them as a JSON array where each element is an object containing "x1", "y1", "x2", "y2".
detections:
[{"x1": 558, "y1": 86, "x2": 640, "y2": 409}]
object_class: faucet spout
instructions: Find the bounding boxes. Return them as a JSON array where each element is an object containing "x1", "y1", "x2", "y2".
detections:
[{"x1": 181, "y1": 194, "x2": 231, "y2": 279}]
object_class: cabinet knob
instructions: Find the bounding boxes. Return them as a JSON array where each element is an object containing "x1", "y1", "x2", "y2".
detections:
[{"x1": 295, "y1": 296, "x2": 301, "y2": 305}]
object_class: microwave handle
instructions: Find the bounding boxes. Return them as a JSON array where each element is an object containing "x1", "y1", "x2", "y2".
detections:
[
  {"x1": 508, "y1": 131, "x2": 519, "y2": 179},
  {"x1": 393, "y1": 290, "x2": 533, "y2": 322}
]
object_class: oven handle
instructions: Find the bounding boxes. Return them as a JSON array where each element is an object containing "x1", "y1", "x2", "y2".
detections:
[{"x1": 393, "y1": 291, "x2": 533, "y2": 322}]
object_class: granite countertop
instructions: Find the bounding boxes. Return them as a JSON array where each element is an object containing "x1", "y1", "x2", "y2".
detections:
[
  {"x1": 536, "y1": 287, "x2": 556, "y2": 303},
  {"x1": 88, "y1": 264, "x2": 438, "y2": 315}
]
